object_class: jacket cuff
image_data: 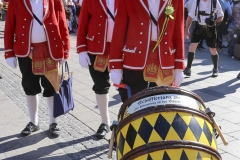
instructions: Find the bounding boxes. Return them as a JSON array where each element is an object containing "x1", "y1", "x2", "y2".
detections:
[
  {"x1": 175, "y1": 59, "x2": 185, "y2": 69},
  {"x1": 76, "y1": 45, "x2": 87, "y2": 53},
  {"x1": 4, "y1": 50, "x2": 15, "y2": 59},
  {"x1": 109, "y1": 61, "x2": 123, "y2": 70},
  {"x1": 64, "y1": 52, "x2": 69, "y2": 59}
]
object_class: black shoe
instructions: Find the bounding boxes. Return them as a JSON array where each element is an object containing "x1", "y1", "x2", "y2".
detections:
[
  {"x1": 49, "y1": 123, "x2": 60, "y2": 138},
  {"x1": 212, "y1": 68, "x2": 219, "y2": 77},
  {"x1": 21, "y1": 122, "x2": 39, "y2": 136},
  {"x1": 237, "y1": 73, "x2": 240, "y2": 78},
  {"x1": 69, "y1": 30, "x2": 75, "y2": 34},
  {"x1": 96, "y1": 123, "x2": 110, "y2": 139},
  {"x1": 222, "y1": 45, "x2": 227, "y2": 48},
  {"x1": 183, "y1": 67, "x2": 191, "y2": 76}
]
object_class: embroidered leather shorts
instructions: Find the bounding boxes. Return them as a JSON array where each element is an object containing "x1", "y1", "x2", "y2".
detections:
[{"x1": 191, "y1": 23, "x2": 217, "y2": 48}]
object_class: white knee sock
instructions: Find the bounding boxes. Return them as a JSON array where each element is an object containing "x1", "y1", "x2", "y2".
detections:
[
  {"x1": 46, "y1": 96, "x2": 56, "y2": 124},
  {"x1": 96, "y1": 94, "x2": 110, "y2": 126},
  {"x1": 26, "y1": 95, "x2": 39, "y2": 126}
]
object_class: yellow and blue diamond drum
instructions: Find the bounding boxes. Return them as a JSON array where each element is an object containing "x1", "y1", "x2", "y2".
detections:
[{"x1": 115, "y1": 86, "x2": 221, "y2": 160}]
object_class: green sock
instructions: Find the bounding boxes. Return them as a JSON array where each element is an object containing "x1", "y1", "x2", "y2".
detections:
[
  {"x1": 211, "y1": 54, "x2": 219, "y2": 69},
  {"x1": 186, "y1": 52, "x2": 195, "y2": 69}
]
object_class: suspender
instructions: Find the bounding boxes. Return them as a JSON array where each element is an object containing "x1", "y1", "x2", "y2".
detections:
[
  {"x1": 196, "y1": 0, "x2": 216, "y2": 22},
  {"x1": 150, "y1": 11, "x2": 158, "y2": 26},
  {"x1": 107, "y1": 7, "x2": 115, "y2": 21}
]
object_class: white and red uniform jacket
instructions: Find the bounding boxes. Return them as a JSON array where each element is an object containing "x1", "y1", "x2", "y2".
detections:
[
  {"x1": 76, "y1": 0, "x2": 118, "y2": 54},
  {"x1": 109, "y1": 0, "x2": 185, "y2": 70},
  {"x1": 4, "y1": 0, "x2": 70, "y2": 60}
]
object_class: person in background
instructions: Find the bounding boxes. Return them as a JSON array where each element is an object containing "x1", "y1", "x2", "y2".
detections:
[
  {"x1": 184, "y1": 0, "x2": 224, "y2": 77},
  {"x1": 66, "y1": 0, "x2": 76, "y2": 33},
  {"x1": 219, "y1": 0, "x2": 232, "y2": 48},
  {"x1": 232, "y1": 0, "x2": 240, "y2": 32},
  {"x1": 232, "y1": 0, "x2": 240, "y2": 78},
  {"x1": 74, "y1": 0, "x2": 83, "y2": 27},
  {"x1": 185, "y1": 0, "x2": 206, "y2": 49},
  {"x1": 109, "y1": 0, "x2": 185, "y2": 103},
  {"x1": 4, "y1": 0, "x2": 70, "y2": 138},
  {"x1": 76, "y1": 0, "x2": 118, "y2": 139}
]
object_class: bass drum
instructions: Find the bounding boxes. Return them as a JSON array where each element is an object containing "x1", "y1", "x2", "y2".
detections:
[{"x1": 115, "y1": 86, "x2": 221, "y2": 160}]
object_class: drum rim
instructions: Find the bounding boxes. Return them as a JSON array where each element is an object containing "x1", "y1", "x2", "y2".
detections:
[
  {"x1": 119, "y1": 140, "x2": 221, "y2": 160},
  {"x1": 115, "y1": 105, "x2": 214, "y2": 139},
  {"x1": 118, "y1": 86, "x2": 206, "y2": 120}
]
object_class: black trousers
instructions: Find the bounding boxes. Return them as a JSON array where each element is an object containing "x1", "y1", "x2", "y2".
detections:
[
  {"x1": 18, "y1": 57, "x2": 55, "y2": 97},
  {"x1": 118, "y1": 69, "x2": 157, "y2": 103},
  {"x1": 88, "y1": 54, "x2": 110, "y2": 94}
]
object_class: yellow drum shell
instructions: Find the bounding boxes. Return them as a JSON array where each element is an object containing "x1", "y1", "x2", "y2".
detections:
[{"x1": 115, "y1": 107, "x2": 219, "y2": 160}]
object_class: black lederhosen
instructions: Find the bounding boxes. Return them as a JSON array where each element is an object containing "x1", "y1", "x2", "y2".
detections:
[
  {"x1": 191, "y1": 22, "x2": 217, "y2": 48},
  {"x1": 88, "y1": 43, "x2": 111, "y2": 95},
  {"x1": 18, "y1": 57, "x2": 55, "y2": 97}
]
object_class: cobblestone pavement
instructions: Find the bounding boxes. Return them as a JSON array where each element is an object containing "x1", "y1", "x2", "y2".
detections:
[{"x1": 0, "y1": 64, "x2": 116, "y2": 160}]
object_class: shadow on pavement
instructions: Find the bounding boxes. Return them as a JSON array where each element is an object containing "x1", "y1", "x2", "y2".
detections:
[
  {"x1": 0, "y1": 131, "x2": 109, "y2": 160},
  {"x1": 183, "y1": 77, "x2": 240, "y2": 102}
]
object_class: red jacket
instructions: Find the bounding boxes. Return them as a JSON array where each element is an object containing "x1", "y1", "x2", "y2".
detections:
[
  {"x1": 109, "y1": 0, "x2": 185, "y2": 70},
  {"x1": 76, "y1": 0, "x2": 117, "y2": 55},
  {"x1": 4, "y1": 0, "x2": 70, "y2": 60}
]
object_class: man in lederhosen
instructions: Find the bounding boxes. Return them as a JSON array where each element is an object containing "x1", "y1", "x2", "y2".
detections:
[
  {"x1": 184, "y1": 0, "x2": 224, "y2": 77},
  {"x1": 76, "y1": 0, "x2": 118, "y2": 139},
  {"x1": 109, "y1": 0, "x2": 185, "y2": 103},
  {"x1": 4, "y1": 0, "x2": 70, "y2": 138}
]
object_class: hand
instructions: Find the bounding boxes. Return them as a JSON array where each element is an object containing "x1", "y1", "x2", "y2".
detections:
[
  {"x1": 110, "y1": 69, "x2": 123, "y2": 85},
  {"x1": 79, "y1": 52, "x2": 91, "y2": 69},
  {"x1": 173, "y1": 69, "x2": 184, "y2": 87},
  {"x1": 59, "y1": 59, "x2": 67, "y2": 64},
  {"x1": 6, "y1": 57, "x2": 17, "y2": 69}
]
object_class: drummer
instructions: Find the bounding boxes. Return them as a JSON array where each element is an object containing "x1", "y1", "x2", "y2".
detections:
[{"x1": 109, "y1": 0, "x2": 185, "y2": 102}]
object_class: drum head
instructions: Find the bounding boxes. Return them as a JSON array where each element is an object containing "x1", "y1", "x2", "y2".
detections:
[{"x1": 118, "y1": 86, "x2": 206, "y2": 122}]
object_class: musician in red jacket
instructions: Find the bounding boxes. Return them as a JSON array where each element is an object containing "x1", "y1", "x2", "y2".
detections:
[
  {"x1": 76, "y1": 0, "x2": 117, "y2": 139},
  {"x1": 4, "y1": 0, "x2": 70, "y2": 138},
  {"x1": 109, "y1": 0, "x2": 185, "y2": 102}
]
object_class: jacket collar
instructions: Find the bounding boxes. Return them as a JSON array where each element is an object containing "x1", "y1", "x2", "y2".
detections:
[
  {"x1": 140, "y1": 0, "x2": 169, "y2": 18},
  {"x1": 23, "y1": 0, "x2": 49, "y2": 21}
]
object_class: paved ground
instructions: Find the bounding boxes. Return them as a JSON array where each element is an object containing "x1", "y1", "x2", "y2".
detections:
[{"x1": 1, "y1": 17, "x2": 240, "y2": 159}]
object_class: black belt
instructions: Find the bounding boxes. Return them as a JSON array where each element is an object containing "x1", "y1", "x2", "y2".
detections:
[{"x1": 196, "y1": 23, "x2": 208, "y2": 28}]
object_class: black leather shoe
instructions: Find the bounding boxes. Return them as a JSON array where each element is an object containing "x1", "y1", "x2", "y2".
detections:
[
  {"x1": 183, "y1": 67, "x2": 191, "y2": 76},
  {"x1": 21, "y1": 122, "x2": 39, "y2": 136},
  {"x1": 237, "y1": 73, "x2": 240, "y2": 78},
  {"x1": 212, "y1": 68, "x2": 219, "y2": 77},
  {"x1": 49, "y1": 123, "x2": 60, "y2": 138},
  {"x1": 96, "y1": 123, "x2": 110, "y2": 139}
]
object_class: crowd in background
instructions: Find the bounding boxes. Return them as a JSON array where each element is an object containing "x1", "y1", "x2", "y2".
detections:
[{"x1": 62, "y1": 0, "x2": 83, "y2": 34}]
